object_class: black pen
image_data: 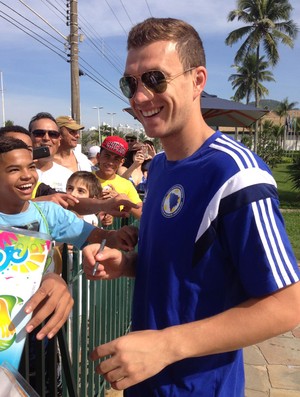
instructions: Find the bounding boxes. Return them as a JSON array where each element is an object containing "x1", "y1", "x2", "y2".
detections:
[{"x1": 92, "y1": 239, "x2": 106, "y2": 276}]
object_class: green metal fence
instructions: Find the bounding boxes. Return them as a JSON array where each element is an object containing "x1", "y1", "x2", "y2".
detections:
[{"x1": 62, "y1": 217, "x2": 137, "y2": 396}]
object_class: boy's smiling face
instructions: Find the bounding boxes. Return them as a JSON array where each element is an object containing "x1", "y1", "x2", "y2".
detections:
[
  {"x1": 0, "y1": 148, "x2": 38, "y2": 213},
  {"x1": 97, "y1": 149, "x2": 124, "y2": 179}
]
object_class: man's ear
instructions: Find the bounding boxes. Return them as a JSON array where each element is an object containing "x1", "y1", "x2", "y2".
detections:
[{"x1": 193, "y1": 66, "x2": 207, "y2": 100}]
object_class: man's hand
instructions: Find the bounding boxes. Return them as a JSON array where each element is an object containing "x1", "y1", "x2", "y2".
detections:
[
  {"x1": 102, "y1": 194, "x2": 141, "y2": 217},
  {"x1": 24, "y1": 273, "x2": 74, "y2": 340},
  {"x1": 90, "y1": 330, "x2": 170, "y2": 390},
  {"x1": 33, "y1": 193, "x2": 79, "y2": 209},
  {"x1": 83, "y1": 244, "x2": 125, "y2": 280},
  {"x1": 70, "y1": 194, "x2": 141, "y2": 218},
  {"x1": 107, "y1": 225, "x2": 138, "y2": 251}
]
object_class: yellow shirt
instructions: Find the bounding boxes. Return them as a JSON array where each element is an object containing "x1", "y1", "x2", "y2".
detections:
[{"x1": 95, "y1": 174, "x2": 142, "y2": 204}]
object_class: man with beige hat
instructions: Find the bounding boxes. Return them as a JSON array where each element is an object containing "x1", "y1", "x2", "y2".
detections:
[{"x1": 54, "y1": 115, "x2": 92, "y2": 172}]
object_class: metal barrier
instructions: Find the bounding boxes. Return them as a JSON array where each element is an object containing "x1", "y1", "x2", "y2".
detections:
[{"x1": 20, "y1": 216, "x2": 137, "y2": 397}]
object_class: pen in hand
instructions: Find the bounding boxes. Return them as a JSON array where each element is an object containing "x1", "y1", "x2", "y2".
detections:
[{"x1": 92, "y1": 239, "x2": 106, "y2": 276}]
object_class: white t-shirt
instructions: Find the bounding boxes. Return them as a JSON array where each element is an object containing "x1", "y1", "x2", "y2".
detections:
[
  {"x1": 37, "y1": 162, "x2": 73, "y2": 192},
  {"x1": 74, "y1": 150, "x2": 93, "y2": 171}
]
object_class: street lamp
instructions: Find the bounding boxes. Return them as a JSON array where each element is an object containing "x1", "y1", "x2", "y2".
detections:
[
  {"x1": 107, "y1": 112, "x2": 116, "y2": 135},
  {"x1": 92, "y1": 106, "x2": 103, "y2": 144}
]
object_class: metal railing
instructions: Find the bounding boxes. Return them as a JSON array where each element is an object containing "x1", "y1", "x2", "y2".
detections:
[{"x1": 20, "y1": 216, "x2": 137, "y2": 396}]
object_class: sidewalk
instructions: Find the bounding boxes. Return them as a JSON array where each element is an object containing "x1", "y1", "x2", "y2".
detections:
[
  {"x1": 106, "y1": 325, "x2": 300, "y2": 397},
  {"x1": 245, "y1": 325, "x2": 300, "y2": 397}
]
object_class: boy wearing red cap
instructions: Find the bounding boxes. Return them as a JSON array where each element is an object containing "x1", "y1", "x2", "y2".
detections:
[{"x1": 94, "y1": 136, "x2": 142, "y2": 219}]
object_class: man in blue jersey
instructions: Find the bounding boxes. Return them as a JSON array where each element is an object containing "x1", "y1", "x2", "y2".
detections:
[{"x1": 83, "y1": 17, "x2": 300, "y2": 397}]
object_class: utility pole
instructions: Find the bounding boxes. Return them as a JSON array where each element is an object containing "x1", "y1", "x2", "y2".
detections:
[{"x1": 68, "y1": 0, "x2": 80, "y2": 123}]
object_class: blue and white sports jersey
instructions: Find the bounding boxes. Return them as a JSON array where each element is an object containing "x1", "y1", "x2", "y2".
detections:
[{"x1": 126, "y1": 131, "x2": 300, "y2": 397}]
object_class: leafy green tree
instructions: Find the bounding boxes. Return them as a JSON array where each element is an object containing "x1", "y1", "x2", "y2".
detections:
[
  {"x1": 225, "y1": 0, "x2": 298, "y2": 108},
  {"x1": 225, "y1": 0, "x2": 298, "y2": 152},
  {"x1": 256, "y1": 120, "x2": 283, "y2": 167},
  {"x1": 275, "y1": 97, "x2": 298, "y2": 124},
  {"x1": 5, "y1": 120, "x2": 14, "y2": 126},
  {"x1": 289, "y1": 154, "x2": 300, "y2": 191},
  {"x1": 228, "y1": 53, "x2": 274, "y2": 103},
  {"x1": 275, "y1": 98, "x2": 298, "y2": 150}
]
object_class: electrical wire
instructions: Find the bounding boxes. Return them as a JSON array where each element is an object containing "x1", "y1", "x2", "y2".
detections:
[
  {"x1": 39, "y1": 0, "x2": 66, "y2": 23},
  {"x1": 77, "y1": 14, "x2": 124, "y2": 70},
  {"x1": 17, "y1": 0, "x2": 67, "y2": 40},
  {"x1": 0, "y1": 0, "x2": 146, "y2": 105},
  {"x1": 0, "y1": 11, "x2": 68, "y2": 61},
  {"x1": 0, "y1": 2, "x2": 64, "y2": 45},
  {"x1": 145, "y1": 0, "x2": 153, "y2": 17},
  {"x1": 119, "y1": 0, "x2": 134, "y2": 25},
  {"x1": 78, "y1": 55, "x2": 120, "y2": 93},
  {"x1": 80, "y1": 32, "x2": 123, "y2": 75},
  {"x1": 80, "y1": 68, "x2": 128, "y2": 104},
  {"x1": 104, "y1": 0, "x2": 127, "y2": 36}
]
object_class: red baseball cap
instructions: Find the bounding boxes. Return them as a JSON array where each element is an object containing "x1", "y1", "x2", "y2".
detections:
[{"x1": 101, "y1": 136, "x2": 128, "y2": 157}]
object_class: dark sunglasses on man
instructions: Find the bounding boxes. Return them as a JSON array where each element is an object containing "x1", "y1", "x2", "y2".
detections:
[
  {"x1": 64, "y1": 127, "x2": 80, "y2": 135},
  {"x1": 119, "y1": 67, "x2": 196, "y2": 99},
  {"x1": 31, "y1": 129, "x2": 61, "y2": 139}
]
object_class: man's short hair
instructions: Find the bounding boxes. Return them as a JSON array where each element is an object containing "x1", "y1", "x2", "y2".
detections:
[
  {"x1": 127, "y1": 17, "x2": 206, "y2": 70},
  {"x1": 0, "y1": 125, "x2": 32, "y2": 138},
  {"x1": 28, "y1": 112, "x2": 57, "y2": 132}
]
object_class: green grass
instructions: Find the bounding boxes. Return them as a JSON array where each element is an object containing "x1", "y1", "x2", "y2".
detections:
[
  {"x1": 281, "y1": 211, "x2": 300, "y2": 261},
  {"x1": 272, "y1": 163, "x2": 299, "y2": 209},
  {"x1": 272, "y1": 163, "x2": 300, "y2": 260}
]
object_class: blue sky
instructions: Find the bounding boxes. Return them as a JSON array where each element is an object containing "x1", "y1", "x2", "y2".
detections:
[{"x1": 0, "y1": 0, "x2": 299, "y2": 131}]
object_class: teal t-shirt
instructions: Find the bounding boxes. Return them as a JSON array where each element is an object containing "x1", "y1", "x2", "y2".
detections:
[{"x1": 0, "y1": 201, "x2": 95, "y2": 249}]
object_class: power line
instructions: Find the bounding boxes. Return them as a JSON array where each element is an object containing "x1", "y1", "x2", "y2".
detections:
[
  {"x1": 80, "y1": 32, "x2": 123, "y2": 75},
  {"x1": 145, "y1": 0, "x2": 153, "y2": 17},
  {"x1": 77, "y1": 15, "x2": 124, "y2": 69},
  {"x1": 81, "y1": 69, "x2": 128, "y2": 104},
  {"x1": 104, "y1": 0, "x2": 127, "y2": 36},
  {"x1": 77, "y1": 12, "x2": 125, "y2": 73},
  {"x1": 39, "y1": 0, "x2": 66, "y2": 23},
  {"x1": 0, "y1": 12, "x2": 68, "y2": 61},
  {"x1": 119, "y1": 0, "x2": 134, "y2": 25},
  {"x1": 78, "y1": 55, "x2": 120, "y2": 93},
  {"x1": 17, "y1": 0, "x2": 67, "y2": 40},
  {"x1": 0, "y1": 2, "x2": 65, "y2": 45},
  {"x1": 0, "y1": 0, "x2": 134, "y2": 110}
]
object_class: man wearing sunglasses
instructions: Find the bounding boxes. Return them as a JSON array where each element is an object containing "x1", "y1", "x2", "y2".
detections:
[
  {"x1": 54, "y1": 115, "x2": 92, "y2": 172},
  {"x1": 29, "y1": 112, "x2": 73, "y2": 192},
  {"x1": 84, "y1": 17, "x2": 300, "y2": 397},
  {"x1": 124, "y1": 133, "x2": 137, "y2": 150}
]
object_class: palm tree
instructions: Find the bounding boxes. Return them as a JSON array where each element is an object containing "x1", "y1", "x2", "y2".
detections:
[
  {"x1": 225, "y1": 0, "x2": 298, "y2": 107},
  {"x1": 289, "y1": 154, "x2": 300, "y2": 192},
  {"x1": 275, "y1": 97, "x2": 298, "y2": 124},
  {"x1": 225, "y1": 0, "x2": 298, "y2": 151},
  {"x1": 228, "y1": 53, "x2": 275, "y2": 103},
  {"x1": 275, "y1": 98, "x2": 298, "y2": 149}
]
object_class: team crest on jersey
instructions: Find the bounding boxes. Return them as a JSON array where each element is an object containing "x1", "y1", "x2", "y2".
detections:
[{"x1": 161, "y1": 185, "x2": 184, "y2": 218}]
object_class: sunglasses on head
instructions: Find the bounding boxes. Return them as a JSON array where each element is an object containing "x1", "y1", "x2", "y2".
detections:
[
  {"x1": 119, "y1": 67, "x2": 196, "y2": 99},
  {"x1": 32, "y1": 129, "x2": 60, "y2": 139}
]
